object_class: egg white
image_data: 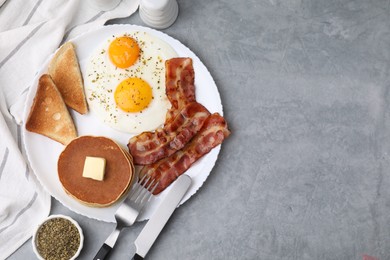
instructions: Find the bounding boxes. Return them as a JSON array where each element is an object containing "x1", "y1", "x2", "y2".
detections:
[{"x1": 84, "y1": 31, "x2": 177, "y2": 133}]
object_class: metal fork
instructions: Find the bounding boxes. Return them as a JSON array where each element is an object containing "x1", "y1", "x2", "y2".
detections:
[{"x1": 93, "y1": 175, "x2": 158, "y2": 260}]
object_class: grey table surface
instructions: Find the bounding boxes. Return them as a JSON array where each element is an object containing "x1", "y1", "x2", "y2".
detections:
[{"x1": 9, "y1": 0, "x2": 390, "y2": 259}]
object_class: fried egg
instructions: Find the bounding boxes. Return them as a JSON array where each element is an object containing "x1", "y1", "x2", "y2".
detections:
[{"x1": 84, "y1": 31, "x2": 177, "y2": 133}]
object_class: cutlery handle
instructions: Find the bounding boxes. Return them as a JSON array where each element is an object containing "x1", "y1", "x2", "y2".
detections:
[
  {"x1": 93, "y1": 243, "x2": 112, "y2": 260},
  {"x1": 132, "y1": 253, "x2": 144, "y2": 260}
]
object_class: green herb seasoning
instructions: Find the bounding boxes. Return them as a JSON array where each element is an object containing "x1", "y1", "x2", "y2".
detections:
[{"x1": 35, "y1": 217, "x2": 80, "y2": 260}]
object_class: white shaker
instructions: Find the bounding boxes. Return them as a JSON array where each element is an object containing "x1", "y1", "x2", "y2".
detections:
[{"x1": 139, "y1": 0, "x2": 179, "y2": 29}]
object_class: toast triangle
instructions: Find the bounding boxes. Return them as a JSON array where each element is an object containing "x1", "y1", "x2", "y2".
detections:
[
  {"x1": 26, "y1": 74, "x2": 77, "y2": 145},
  {"x1": 48, "y1": 42, "x2": 88, "y2": 114}
]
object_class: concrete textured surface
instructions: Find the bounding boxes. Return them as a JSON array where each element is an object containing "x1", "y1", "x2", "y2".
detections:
[{"x1": 9, "y1": 0, "x2": 390, "y2": 259}]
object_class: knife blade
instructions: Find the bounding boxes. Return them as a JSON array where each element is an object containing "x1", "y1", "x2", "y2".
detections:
[{"x1": 131, "y1": 174, "x2": 192, "y2": 260}]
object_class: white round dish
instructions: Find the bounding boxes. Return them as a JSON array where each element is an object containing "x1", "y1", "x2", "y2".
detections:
[
  {"x1": 32, "y1": 214, "x2": 84, "y2": 260},
  {"x1": 22, "y1": 24, "x2": 223, "y2": 222}
]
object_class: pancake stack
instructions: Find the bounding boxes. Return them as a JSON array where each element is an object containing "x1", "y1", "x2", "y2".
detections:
[{"x1": 58, "y1": 136, "x2": 135, "y2": 207}]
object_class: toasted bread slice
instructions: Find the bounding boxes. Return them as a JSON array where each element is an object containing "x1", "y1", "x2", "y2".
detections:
[
  {"x1": 26, "y1": 74, "x2": 77, "y2": 145},
  {"x1": 48, "y1": 42, "x2": 88, "y2": 114}
]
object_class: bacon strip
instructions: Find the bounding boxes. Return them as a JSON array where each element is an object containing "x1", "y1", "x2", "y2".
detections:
[
  {"x1": 128, "y1": 58, "x2": 200, "y2": 165},
  {"x1": 128, "y1": 102, "x2": 211, "y2": 165},
  {"x1": 165, "y1": 58, "x2": 196, "y2": 123},
  {"x1": 140, "y1": 113, "x2": 230, "y2": 195}
]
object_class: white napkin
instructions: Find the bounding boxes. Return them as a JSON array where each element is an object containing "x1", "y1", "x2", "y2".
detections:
[
  {"x1": 0, "y1": 92, "x2": 50, "y2": 259},
  {"x1": 0, "y1": 0, "x2": 139, "y2": 258}
]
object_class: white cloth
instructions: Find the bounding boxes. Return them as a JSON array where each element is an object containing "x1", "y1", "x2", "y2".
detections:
[
  {"x1": 0, "y1": 0, "x2": 139, "y2": 259},
  {"x1": 0, "y1": 92, "x2": 50, "y2": 259}
]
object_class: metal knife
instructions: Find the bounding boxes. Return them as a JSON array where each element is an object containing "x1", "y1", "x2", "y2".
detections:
[{"x1": 131, "y1": 174, "x2": 192, "y2": 260}]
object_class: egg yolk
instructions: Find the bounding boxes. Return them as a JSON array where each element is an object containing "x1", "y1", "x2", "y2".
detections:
[
  {"x1": 114, "y1": 78, "x2": 153, "y2": 113},
  {"x1": 108, "y1": 36, "x2": 140, "y2": 69}
]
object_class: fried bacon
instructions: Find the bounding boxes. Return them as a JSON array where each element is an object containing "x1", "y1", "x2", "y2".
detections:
[
  {"x1": 128, "y1": 102, "x2": 211, "y2": 165},
  {"x1": 128, "y1": 57, "x2": 230, "y2": 195},
  {"x1": 165, "y1": 57, "x2": 196, "y2": 123},
  {"x1": 128, "y1": 57, "x2": 199, "y2": 165},
  {"x1": 140, "y1": 113, "x2": 230, "y2": 195}
]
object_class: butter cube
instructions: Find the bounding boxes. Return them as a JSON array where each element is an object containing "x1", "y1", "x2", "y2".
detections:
[{"x1": 82, "y1": 156, "x2": 106, "y2": 181}]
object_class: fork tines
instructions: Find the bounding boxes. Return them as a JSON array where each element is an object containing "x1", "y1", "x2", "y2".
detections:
[{"x1": 130, "y1": 175, "x2": 159, "y2": 207}]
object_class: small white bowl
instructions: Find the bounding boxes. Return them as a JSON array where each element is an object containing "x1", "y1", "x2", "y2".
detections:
[{"x1": 32, "y1": 214, "x2": 84, "y2": 260}]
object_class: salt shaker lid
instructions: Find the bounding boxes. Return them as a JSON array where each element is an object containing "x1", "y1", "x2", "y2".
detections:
[
  {"x1": 140, "y1": 0, "x2": 171, "y2": 13},
  {"x1": 139, "y1": 0, "x2": 179, "y2": 29}
]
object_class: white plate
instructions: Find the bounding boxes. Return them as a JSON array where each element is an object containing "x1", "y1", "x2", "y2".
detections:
[{"x1": 22, "y1": 24, "x2": 223, "y2": 222}]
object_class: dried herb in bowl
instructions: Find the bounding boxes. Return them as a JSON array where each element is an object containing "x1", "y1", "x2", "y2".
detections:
[{"x1": 35, "y1": 217, "x2": 81, "y2": 260}]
